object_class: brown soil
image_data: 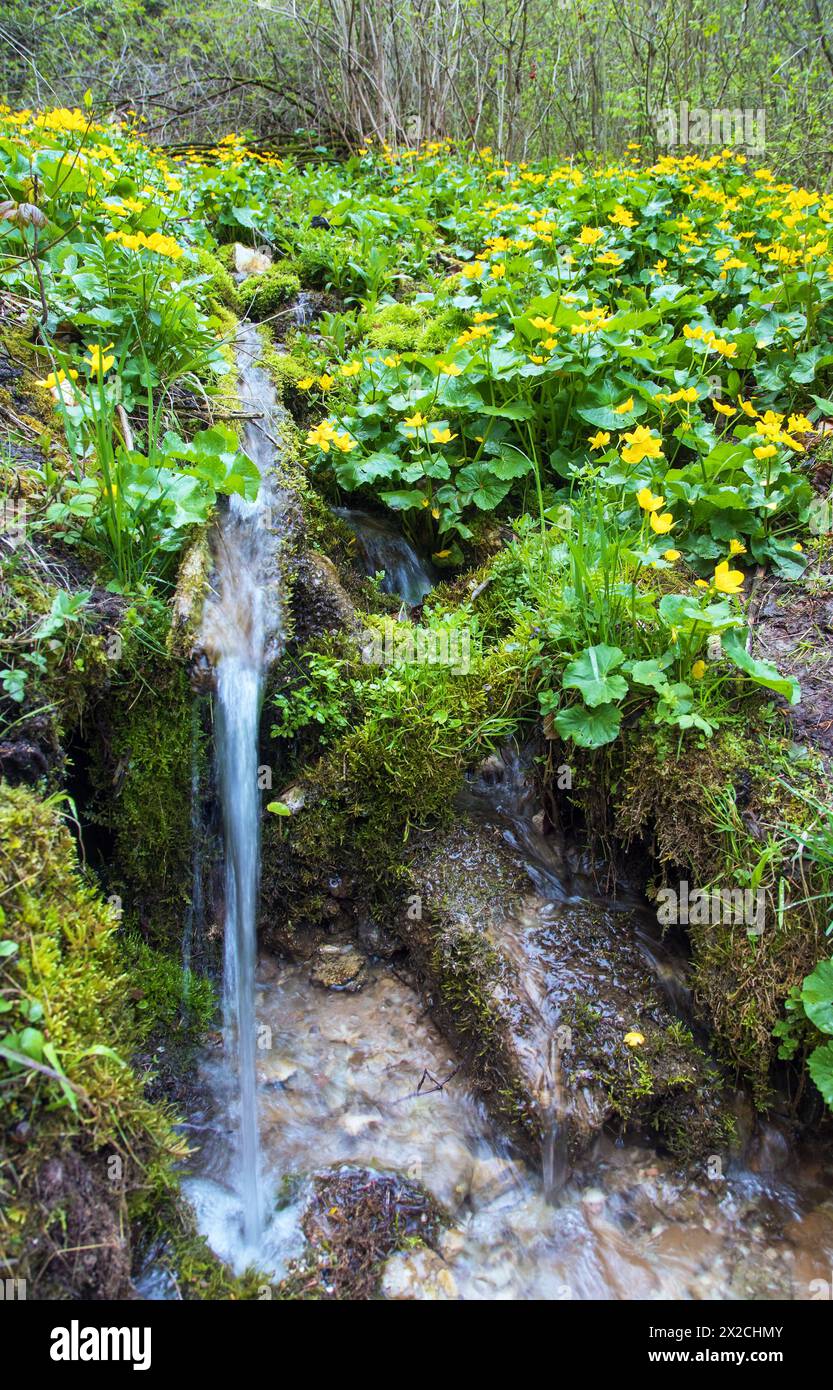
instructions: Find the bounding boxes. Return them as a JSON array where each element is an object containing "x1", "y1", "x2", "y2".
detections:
[{"x1": 750, "y1": 551, "x2": 833, "y2": 760}]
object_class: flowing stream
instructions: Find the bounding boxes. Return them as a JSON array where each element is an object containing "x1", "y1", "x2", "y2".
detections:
[
  {"x1": 179, "y1": 739, "x2": 833, "y2": 1295},
  {"x1": 334, "y1": 506, "x2": 434, "y2": 605},
  {"x1": 195, "y1": 322, "x2": 287, "y2": 1249}
]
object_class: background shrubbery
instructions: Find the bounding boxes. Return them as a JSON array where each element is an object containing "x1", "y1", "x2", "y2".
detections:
[{"x1": 2, "y1": 1, "x2": 833, "y2": 181}]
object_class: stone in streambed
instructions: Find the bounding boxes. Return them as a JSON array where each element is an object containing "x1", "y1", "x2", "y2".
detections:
[
  {"x1": 309, "y1": 943, "x2": 366, "y2": 992},
  {"x1": 405, "y1": 755, "x2": 730, "y2": 1165},
  {"x1": 381, "y1": 1247, "x2": 458, "y2": 1300}
]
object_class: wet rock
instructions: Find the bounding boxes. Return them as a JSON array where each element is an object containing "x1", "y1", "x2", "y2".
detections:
[
  {"x1": 291, "y1": 550, "x2": 360, "y2": 641},
  {"x1": 269, "y1": 1057, "x2": 299, "y2": 1085},
  {"x1": 276, "y1": 783, "x2": 306, "y2": 815},
  {"x1": 309, "y1": 943, "x2": 367, "y2": 992},
  {"x1": 467, "y1": 1155, "x2": 525, "y2": 1210},
  {"x1": 381, "y1": 1247, "x2": 458, "y2": 1300},
  {"x1": 356, "y1": 908, "x2": 399, "y2": 958},
  {"x1": 406, "y1": 776, "x2": 728, "y2": 1164},
  {"x1": 340, "y1": 1110, "x2": 380, "y2": 1136}
]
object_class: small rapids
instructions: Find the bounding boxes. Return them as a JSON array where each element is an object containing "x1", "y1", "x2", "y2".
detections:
[
  {"x1": 334, "y1": 506, "x2": 434, "y2": 605},
  {"x1": 183, "y1": 959, "x2": 833, "y2": 1299}
]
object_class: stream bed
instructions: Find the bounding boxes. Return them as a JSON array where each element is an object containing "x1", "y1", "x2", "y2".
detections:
[{"x1": 180, "y1": 958, "x2": 833, "y2": 1300}]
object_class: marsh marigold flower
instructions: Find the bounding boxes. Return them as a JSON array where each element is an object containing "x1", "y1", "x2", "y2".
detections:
[
  {"x1": 621, "y1": 425, "x2": 663, "y2": 464},
  {"x1": 713, "y1": 560, "x2": 745, "y2": 594}
]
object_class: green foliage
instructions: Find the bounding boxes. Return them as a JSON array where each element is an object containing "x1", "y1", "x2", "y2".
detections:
[
  {"x1": 774, "y1": 957, "x2": 833, "y2": 1108},
  {"x1": 0, "y1": 780, "x2": 183, "y2": 1134}
]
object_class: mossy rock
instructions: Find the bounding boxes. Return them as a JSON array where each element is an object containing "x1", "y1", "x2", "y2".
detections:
[
  {"x1": 0, "y1": 781, "x2": 185, "y2": 1297},
  {"x1": 192, "y1": 245, "x2": 241, "y2": 312},
  {"x1": 406, "y1": 800, "x2": 730, "y2": 1164},
  {"x1": 606, "y1": 720, "x2": 830, "y2": 1102},
  {"x1": 238, "y1": 264, "x2": 302, "y2": 318},
  {"x1": 86, "y1": 617, "x2": 201, "y2": 941}
]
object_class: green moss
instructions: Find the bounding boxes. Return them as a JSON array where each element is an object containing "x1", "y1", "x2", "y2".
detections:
[
  {"x1": 0, "y1": 781, "x2": 184, "y2": 1297},
  {"x1": 599, "y1": 716, "x2": 830, "y2": 1103},
  {"x1": 87, "y1": 614, "x2": 199, "y2": 940},
  {"x1": 363, "y1": 302, "x2": 466, "y2": 353},
  {"x1": 238, "y1": 264, "x2": 301, "y2": 318},
  {"x1": 192, "y1": 246, "x2": 241, "y2": 312},
  {"x1": 118, "y1": 930, "x2": 214, "y2": 1044}
]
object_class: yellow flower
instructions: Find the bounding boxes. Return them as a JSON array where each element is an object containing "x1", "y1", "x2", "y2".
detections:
[
  {"x1": 578, "y1": 226, "x2": 604, "y2": 245},
  {"x1": 306, "y1": 421, "x2": 335, "y2": 452},
  {"x1": 788, "y1": 414, "x2": 813, "y2": 434},
  {"x1": 297, "y1": 376, "x2": 315, "y2": 390},
  {"x1": 738, "y1": 396, "x2": 758, "y2": 418},
  {"x1": 792, "y1": 541, "x2": 804, "y2": 553},
  {"x1": 623, "y1": 1031, "x2": 645, "y2": 1049},
  {"x1": 729, "y1": 538, "x2": 747, "y2": 556},
  {"x1": 614, "y1": 396, "x2": 634, "y2": 414},
  {"x1": 37, "y1": 368, "x2": 78, "y2": 389},
  {"x1": 318, "y1": 373, "x2": 334, "y2": 390},
  {"x1": 608, "y1": 204, "x2": 636, "y2": 228},
  {"x1": 595, "y1": 250, "x2": 623, "y2": 267},
  {"x1": 649, "y1": 510, "x2": 674, "y2": 534},
  {"x1": 663, "y1": 549, "x2": 681, "y2": 562},
  {"x1": 754, "y1": 444, "x2": 777, "y2": 460},
  {"x1": 637, "y1": 487, "x2": 664, "y2": 512},
  {"x1": 713, "y1": 560, "x2": 745, "y2": 595},
  {"x1": 340, "y1": 360, "x2": 361, "y2": 376},
  {"x1": 430, "y1": 427, "x2": 457, "y2": 444},
  {"x1": 491, "y1": 262, "x2": 506, "y2": 279},
  {"x1": 588, "y1": 430, "x2": 611, "y2": 449},
  {"x1": 691, "y1": 660, "x2": 707, "y2": 679},
  {"x1": 620, "y1": 425, "x2": 663, "y2": 464},
  {"x1": 403, "y1": 412, "x2": 427, "y2": 429},
  {"x1": 436, "y1": 361, "x2": 462, "y2": 376},
  {"x1": 85, "y1": 342, "x2": 115, "y2": 374},
  {"x1": 712, "y1": 398, "x2": 736, "y2": 416},
  {"x1": 332, "y1": 431, "x2": 357, "y2": 453}
]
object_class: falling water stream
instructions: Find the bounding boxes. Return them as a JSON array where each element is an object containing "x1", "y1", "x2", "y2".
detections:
[
  {"x1": 194, "y1": 322, "x2": 287, "y2": 1249},
  {"x1": 334, "y1": 506, "x2": 434, "y2": 605}
]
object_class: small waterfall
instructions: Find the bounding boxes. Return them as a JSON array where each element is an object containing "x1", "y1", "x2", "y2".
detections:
[
  {"x1": 196, "y1": 322, "x2": 287, "y2": 1248},
  {"x1": 334, "y1": 507, "x2": 434, "y2": 605},
  {"x1": 217, "y1": 660, "x2": 263, "y2": 1244}
]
